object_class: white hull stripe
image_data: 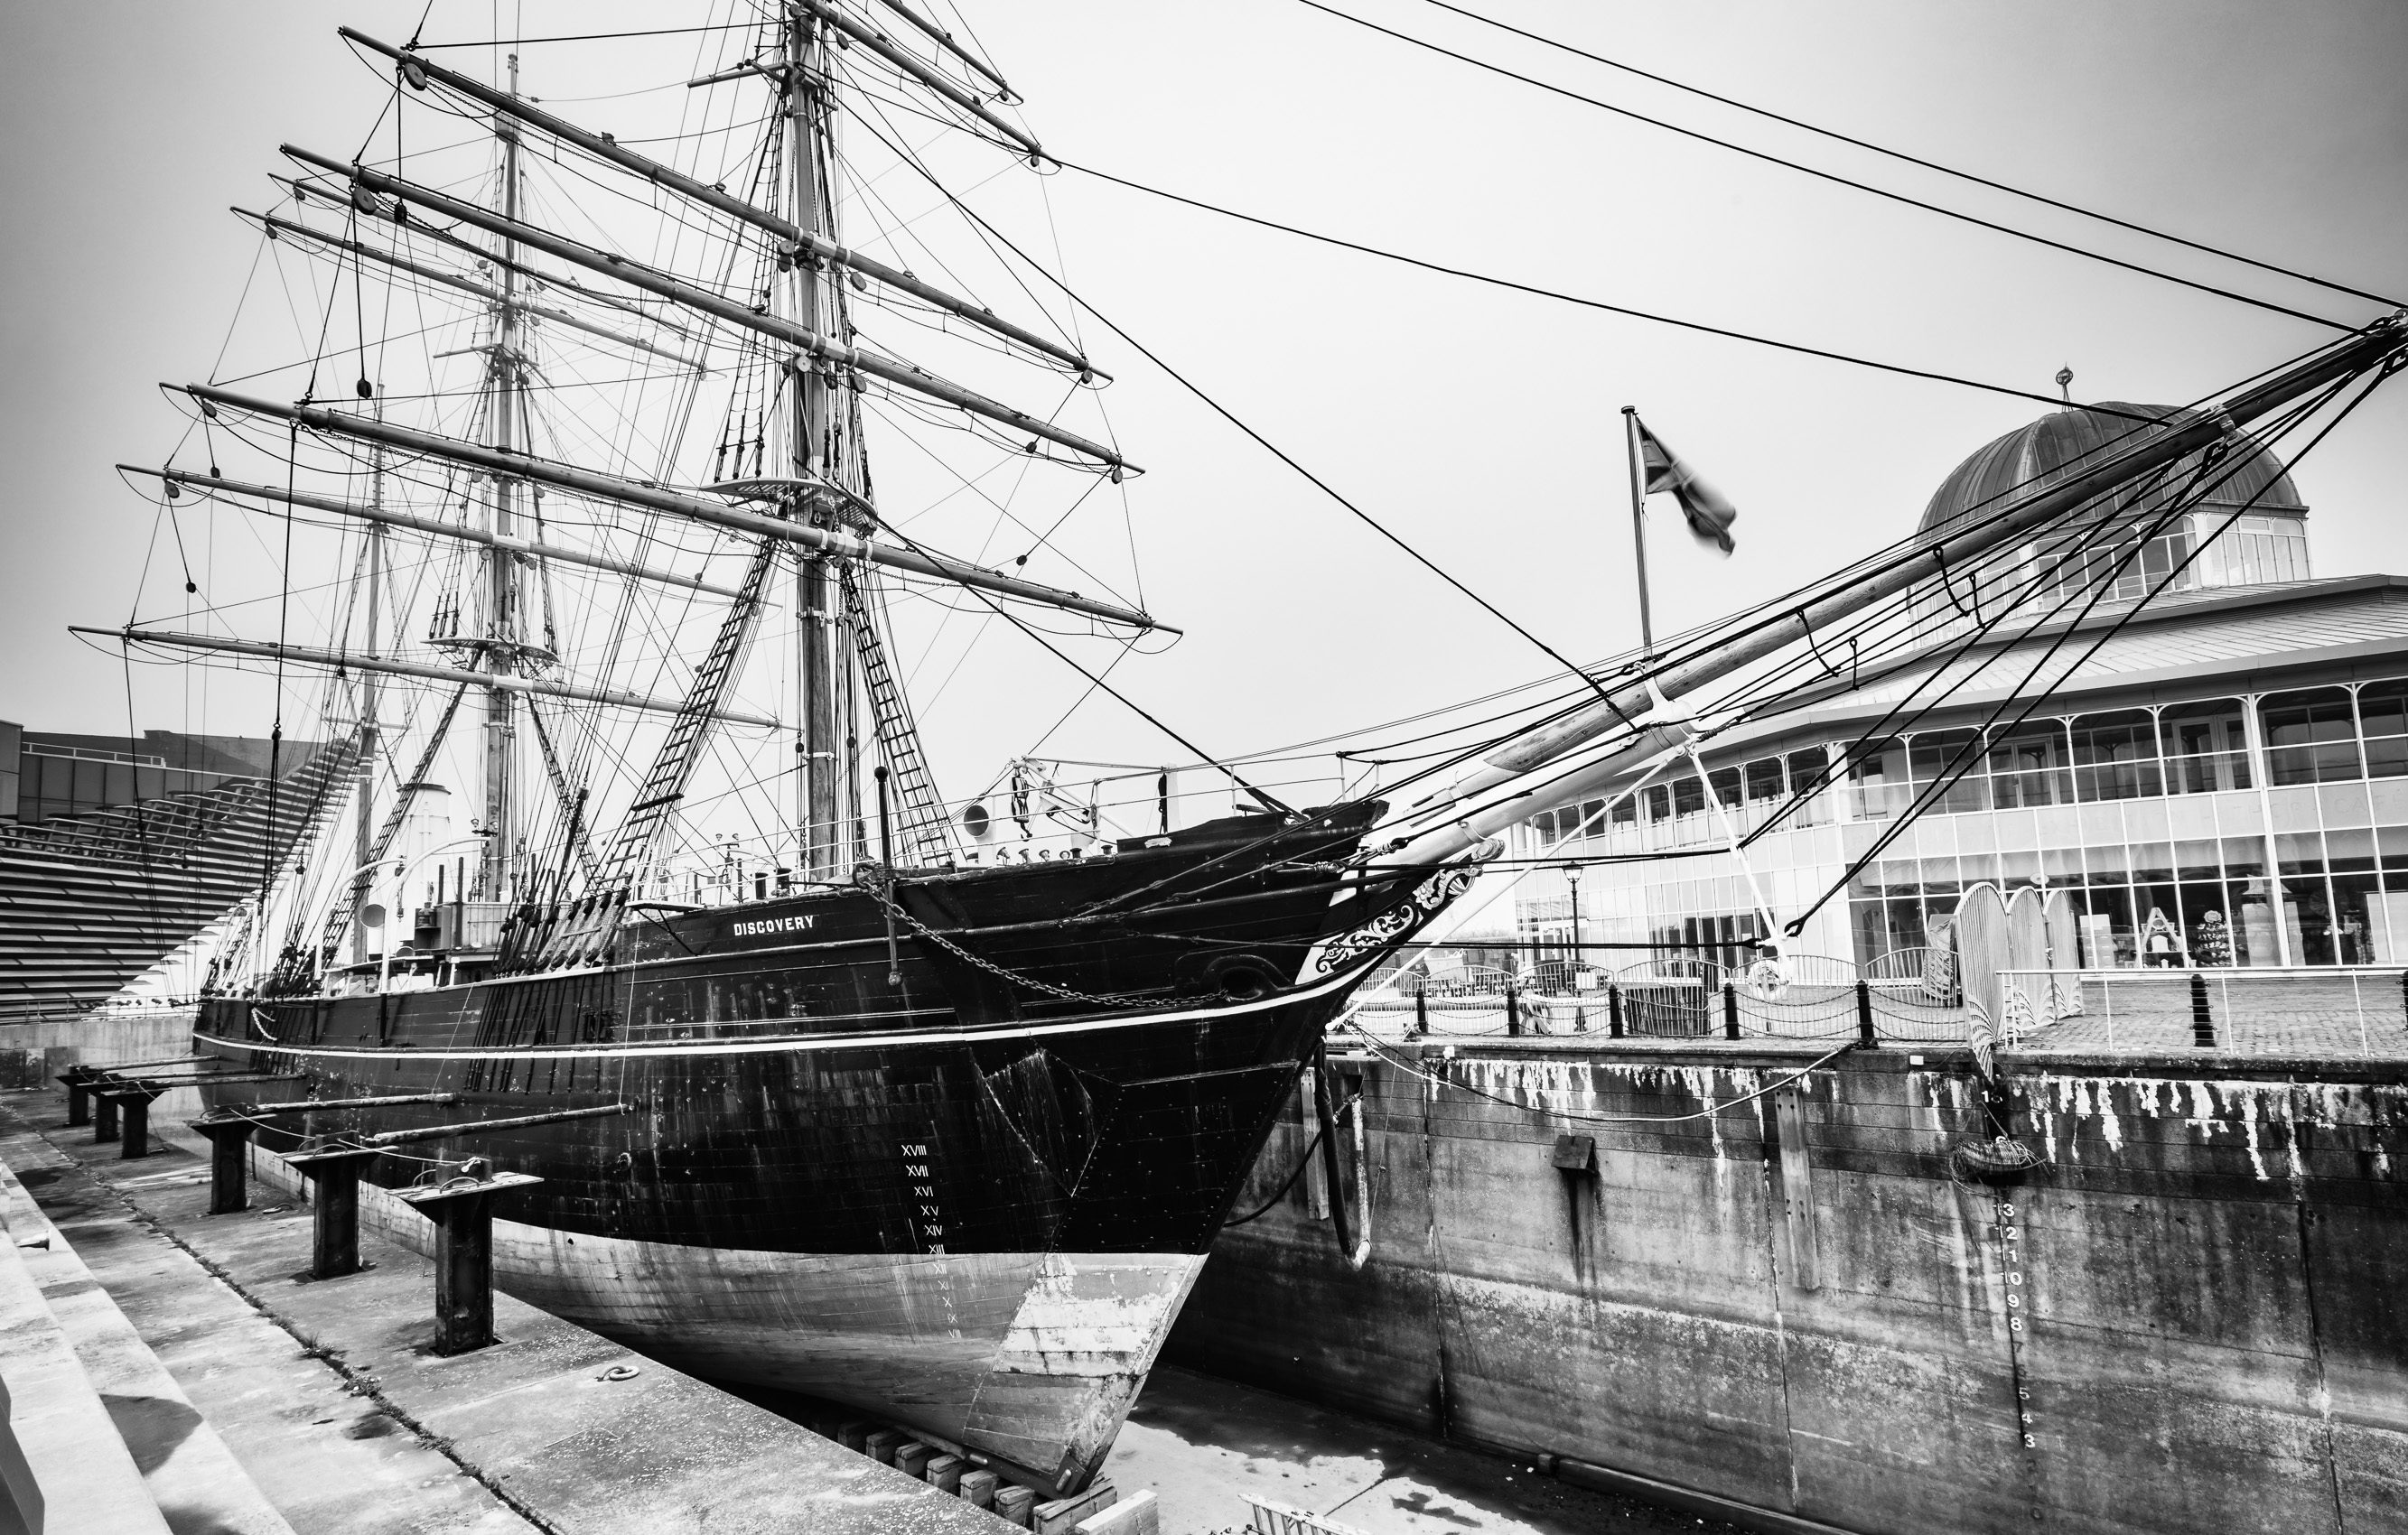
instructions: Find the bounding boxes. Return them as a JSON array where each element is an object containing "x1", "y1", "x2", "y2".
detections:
[{"x1": 193, "y1": 954, "x2": 1375, "y2": 1064}]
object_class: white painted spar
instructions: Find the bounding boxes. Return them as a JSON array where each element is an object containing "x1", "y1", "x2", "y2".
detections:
[{"x1": 244, "y1": 1149, "x2": 1203, "y2": 1489}]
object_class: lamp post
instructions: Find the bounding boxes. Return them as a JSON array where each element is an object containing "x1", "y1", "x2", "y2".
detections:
[{"x1": 1564, "y1": 861, "x2": 1583, "y2": 991}]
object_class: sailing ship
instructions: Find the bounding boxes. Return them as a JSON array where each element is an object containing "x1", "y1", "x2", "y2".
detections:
[{"x1": 81, "y1": 0, "x2": 2404, "y2": 1498}]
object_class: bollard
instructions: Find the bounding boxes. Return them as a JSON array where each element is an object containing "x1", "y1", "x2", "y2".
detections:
[
  {"x1": 1506, "y1": 985, "x2": 1522, "y2": 1037},
  {"x1": 1856, "y1": 979, "x2": 1876, "y2": 1047},
  {"x1": 191, "y1": 1119, "x2": 257, "y2": 1214},
  {"x1": 1723, "y1": 982, "x2": 1741, "y2": 1040},
  {"x1": 2190, "y1": 972, "x2": 2216, "y2": 1048},
  {"x1": 285, "y1": 1145, "x2": 385, "y2": 1279},
  {"x1": 396, "y1": 1167, "x2": 543, "y2": 1355},
  {"x1": 1608, "y1": 982, "x2": 1624, "y2": 1038},
  {"x1": 1413, "y1": 991, "x2": 1429, "y2": 1036},
  {"x1": 57, "y1": 1073, "x2": 91, "y2": 1129}
]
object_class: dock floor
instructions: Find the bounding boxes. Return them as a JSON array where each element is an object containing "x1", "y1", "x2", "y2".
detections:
[{"x1": 0, "y1": 1093, "x2": 1003, "y2": 1534}]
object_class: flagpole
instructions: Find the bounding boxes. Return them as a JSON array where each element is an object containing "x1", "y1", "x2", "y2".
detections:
[{"x1": 1621, "y1": 405, "x2": 1654, "y2": 654}]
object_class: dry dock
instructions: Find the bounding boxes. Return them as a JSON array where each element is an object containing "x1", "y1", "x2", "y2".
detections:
[{"x1": 1169, "y1": 1024, "x2": 2408, "y2": 1535}]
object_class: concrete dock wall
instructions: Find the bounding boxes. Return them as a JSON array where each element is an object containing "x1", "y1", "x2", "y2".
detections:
[
  {"x1": 1164, "y1": 1040, "x2": 2407, "y2": 1535},
  {"x1": 0, "y1": 1005, "x2": 204, "y2": 1112}
]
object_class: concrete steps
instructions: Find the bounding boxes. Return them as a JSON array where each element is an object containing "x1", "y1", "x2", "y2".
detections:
[
  {"x1": 0, "y1": 1149, "x2": 292, "y2": 1534},
  {"x1": 0, "y1": 742, "x2": 356, "y2": 1013}
]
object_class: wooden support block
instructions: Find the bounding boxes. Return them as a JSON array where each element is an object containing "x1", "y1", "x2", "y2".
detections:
[
  {"x1": 110, "y1": 1091, "x2": 166, "y2": 1160},
  {"x1": 863, "y1": 1428, "x2": 905, "y2": 1465},
  {"x1": 1034, "y1": 1480, "x2": 1115, "y2": 1534},
  {"x1": 1771, "y1": 1086, "x2": 1821, "y2": 1292},
  {"x1": 834, "y1": 1419, "x2": 872, "y2": 1452},
  {"x1": 925, "y1": 1453, "x2": 964, "y2": 1493},
  {"x1": 893, "y1": 1441, "x2": 934, "y2": 1479},
  {"x1": 286, "y1": 1146, "x2": 384, "y2": 1280},
  {"x1": 191, "y1": 1120, "x2": 257, "y2": 1215},
  {"x1": 1073, "y1": 1489, "x2": 1158, "y2": 1535},
  {"x1": 957, "y1": 1468, "x2": 998, "y2": 1508},
  {"x1": 994, "y1": 1484, "x2": 1035, "y2": 1528},
  {"x1": 395, "y1": 1169, "x2": 542, "y2": 1355}
]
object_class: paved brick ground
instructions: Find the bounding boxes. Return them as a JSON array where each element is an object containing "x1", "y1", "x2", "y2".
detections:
[{"x1": 2016, "y1": 972, "x2": 2408, "y2": 1059}]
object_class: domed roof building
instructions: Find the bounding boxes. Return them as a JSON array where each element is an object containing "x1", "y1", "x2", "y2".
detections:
[
  {"x1": 1918, "y1": 403, "x2": 2311, "y2": 611},
  {"x1": 1508, "y1": 402, "x2": 2408, "y2": 987}
]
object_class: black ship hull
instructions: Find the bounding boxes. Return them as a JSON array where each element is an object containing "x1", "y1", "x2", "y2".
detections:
[{"x1": 196, "y1": 804, "x2": 1474, "y2": 1491}]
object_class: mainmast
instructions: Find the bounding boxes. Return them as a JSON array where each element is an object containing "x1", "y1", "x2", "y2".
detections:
[
  {"x1": 478, "y1": 52, "x2": 530, "y2": 901},
  {"x1": 785, "y1": 9, "x2": 848, "y2": 882}
]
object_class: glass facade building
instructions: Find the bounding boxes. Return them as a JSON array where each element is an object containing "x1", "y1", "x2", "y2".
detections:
[{"x1": 1510, "y1": 404, "x2": 2408, "y2": 975}]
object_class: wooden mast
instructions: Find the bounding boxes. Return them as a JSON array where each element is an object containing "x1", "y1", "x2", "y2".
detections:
[
  {"x1": 477, "y1": 52, "x2": 529, "y2": 902},
  {"x1": 351, "y1": 408, "x2": 385, "y2": 965},
  {"x1": 787, "y1": 7, "x2": 845, "y2": 883}
]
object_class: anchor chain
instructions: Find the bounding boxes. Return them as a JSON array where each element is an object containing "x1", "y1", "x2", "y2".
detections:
[{"x1": 856, "y1": 873, "x2": 1158, "y2": 1010}]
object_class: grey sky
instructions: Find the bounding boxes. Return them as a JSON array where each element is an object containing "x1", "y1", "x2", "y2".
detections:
[{"x1": 2, "y1": 1, "x2": 2401, "y2": 799}]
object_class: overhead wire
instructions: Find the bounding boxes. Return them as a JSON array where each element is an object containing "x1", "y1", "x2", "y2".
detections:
[
  {"x1": 1410, "y1": 0, "x2": 2403, "y2": 312},
  {"x1": 1292, "y1": 0, "x2": 2360, "y2": 331}
]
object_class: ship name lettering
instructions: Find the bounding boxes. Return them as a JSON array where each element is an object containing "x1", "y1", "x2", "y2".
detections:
[{"x1": 730, "y1": 914, "x2": 817, "y2": 938}]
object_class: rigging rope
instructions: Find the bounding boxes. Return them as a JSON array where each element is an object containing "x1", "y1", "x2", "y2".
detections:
[
  {"x1": 1050, "y1": 154, "x2": 2150, "y2": 420},
  {"x1": 1293, "y1": 0, "x2": 2359, "y2": 330},
  {"x1": 1412, "y1": 0, "x2": 2403, "y2": 312}
]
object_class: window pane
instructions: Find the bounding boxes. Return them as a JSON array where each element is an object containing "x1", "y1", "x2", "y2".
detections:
[
  {"x1": 1846, "y1": 739, "x2": 1909, "y2": 820},
  {"x1": 1987, "y1": 721, "x2": 2071, "y2": 808},
  {"x1": 1745, "y1": 758, "x2": 1785, "y2": 803},
  {"x1": 1708, "y1": 768, "x2": 1742, "y2": 807},
  {"x1": 1644, "y1": 785, "x2": 1670, "y2": 822},
  {"x1": 1909, "y1": 729, "x2": 1988, "y2": 813},
  {"x1": 2359, "y1": 680, "x2": 2408, "y2": 740},
  {"x1": 2159, "y1": 698, "x2": 2251, "y2": 793},
  {"x1": 2261, "y1": 688, "x2": 2360, "y2": 785},
  {"x1": 1672, "y1": 777, "x2": 1705, "y2": 815},
  {"x1": 2070, "y1": 710, "x2": 2162, "y2": 801}
]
